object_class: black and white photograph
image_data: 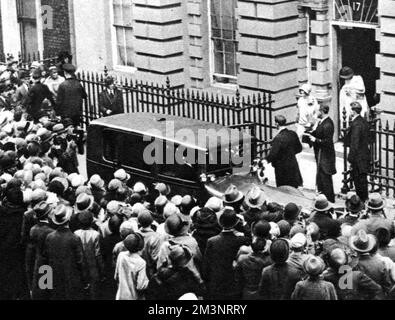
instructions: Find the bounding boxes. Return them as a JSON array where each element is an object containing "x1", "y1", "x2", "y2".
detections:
[{"x1": 0, "y1": 0, "x2": 395, "y2": 309}]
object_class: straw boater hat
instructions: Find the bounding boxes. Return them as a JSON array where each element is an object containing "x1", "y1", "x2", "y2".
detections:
[
  {"x1": 349, "y1": 229, "x2": 376, "y2": 253},
  {"x1": 52, "y1": 205, "x2": 73, "y2": 226},
  {"x1": 303, "y1": 256, "x2": 326, "y2": 277},
  {"x1": 366, "y1": 193, "x2": 385, "y2": 211}
]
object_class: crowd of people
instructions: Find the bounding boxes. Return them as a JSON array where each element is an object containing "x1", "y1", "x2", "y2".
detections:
[{"x1": 0, "y1": 56, "x2": 395, "y2": 301}]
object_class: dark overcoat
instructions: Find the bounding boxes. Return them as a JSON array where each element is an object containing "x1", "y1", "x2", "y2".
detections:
[
  {"x1": 202, "y1": 231, "x2": 249, "y2": 300},
  {"x1": 43, "y1": 227, "x2": 85, "y2": 300},
  {"x1": 345, "y1": 115, "x2": 370, "y2": 174},
  {"x1": 0, "y1": 201, "x2": 28, "y2": 299},
  {"x1": 98, "y1": 89, "x2": 124, "y2": 116},
  {"x1": 266, "y1": 128, "x2": 303, "y2": 188},
  {"x1": 56, "y1": 77, "x2": 87, "y2": 119},
  {"x1": 26, "y1": 222, "x2": 55, "y2": 300},
  {"x1": 311, "y1": 117, "x2": 337, "y2": 175}
]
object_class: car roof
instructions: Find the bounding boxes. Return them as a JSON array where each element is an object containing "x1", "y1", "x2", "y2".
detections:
[{"x1": 90, "y1": 112, "x2": 251, "y2": 152}]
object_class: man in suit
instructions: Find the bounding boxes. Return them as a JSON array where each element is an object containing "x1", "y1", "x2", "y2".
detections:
[
  {"x1": 307, "y1": 105, "x2": 337, "y2": 203},
  {"x1": 99, "y1": 76, "x2": 124, "y2": 117},
  {"x1": 56, "y1": 64, "x2": 87, "y2": 127},
  {"x1": 266, "y1": 115, "x2": 303, "y2": 188},
  {"x1": 202, "y1": 208, "x2": 249, "y2": 300},
  {"x1": 24, "y1": 69, "x2": 56, "y2": 122},
  {"x1": 345, "y1": 102, "x2": 370, "y2": 201}
]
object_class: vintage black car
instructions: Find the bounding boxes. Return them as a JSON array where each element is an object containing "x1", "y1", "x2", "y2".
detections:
[
  {"x1": 87, "y1": 112, "x2": 352, "y2": 212},
  {"x1": 87, "y1": 112, "x2": 254, "y2": 203}
]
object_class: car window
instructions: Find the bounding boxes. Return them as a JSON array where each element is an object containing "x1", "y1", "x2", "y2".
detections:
[{"x1": 103, "y1": 129, "x2": 153, "y2": 172}]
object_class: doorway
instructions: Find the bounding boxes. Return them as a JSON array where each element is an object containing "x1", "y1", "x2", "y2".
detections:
[{"x1": 337, "y1": 27, "x2": 379, "y2": 108}]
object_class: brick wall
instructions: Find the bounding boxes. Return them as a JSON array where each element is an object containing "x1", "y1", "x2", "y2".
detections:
[{"x1": 41, "y1": 0, "x2": 71, "y2": 57}]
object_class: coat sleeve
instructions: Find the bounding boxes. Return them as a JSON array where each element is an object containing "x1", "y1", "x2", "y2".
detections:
[
  {"x1": 293, "y1": 131, "x2": 303, "y2": 154},
  {"x1": 56, "y1": 84, "x2": 65, "y2": 113},
  {"x1": 115, "y1": 91, "x2": 124, "y2": 114},
  {"x1": 291, "y1": 282, "x2": 301, "y2": 300},
  {"x1": 357, "y1": 271, "x2": 384, "y2": 300},
  {"x1": 201, "y1": 239, "x2": 212, "y2": 281},
  {"x1": 266, "y1": 137, "x2": 281, "y2": 164},
  {"x1": 98, "y1": 92, "x2": 106, "y2": 115},
  {"x1": 136, "y1": 262, "x2": 150, "y2": 291},
  {"x1": 313, "y1": 121, "x2": 334, "y2": 148},
  {"x1": 45, "y1": 85, "x2": 56, "y2": 106},
  {"x1": 80, "y1": 83, "x2": 88, "y2": 100},
  {"x1": 348, "y1": 122, "x2": 361, "y2": 164},
  {"x1": 258, "y1": 269, "x2": 270, "y2": 299}
]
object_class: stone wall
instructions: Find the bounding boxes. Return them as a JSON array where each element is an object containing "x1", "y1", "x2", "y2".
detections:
[
  {"x1": 133, "y1": 0, "x2": 186, "y2": 87},
  {"x1": 236, "y1": 0, "x2": 300, "y2": 121},
  {"x1": 377, "y1": 0, "x2": 395, "y2": 120}
]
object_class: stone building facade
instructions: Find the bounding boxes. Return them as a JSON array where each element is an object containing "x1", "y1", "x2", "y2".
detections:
[{"x1": 0, "y1": 0, "x2": 394, "y2": 135}]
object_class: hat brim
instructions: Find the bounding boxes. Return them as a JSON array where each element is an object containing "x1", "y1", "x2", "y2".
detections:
[
  {"x1": 349, "y1": 234, "x2": 376, "y2": 253},
  {"x1": 340, "y1": 74, "x2": 354, "y2": 80},
  {"x1": 218, "y1": 215, "x2": 241, "y2": 230},
  {"x1": 75, "y1": 195, "x2": 95, "y2": 213},
  {"x1": 314, "y1": 203, "x2": 333, "y2": 212},
  {"x1": 245, "y1": 192, "x2": 266, "y2": 209},
  {"x1": 366, "y1": 200, "x2": 386, "y2": 211},
  {"x1": 52, "y1": 210, "x2": 73, "y2": 226},
  {"x1": 223, "y1": 192, "x2": 244, "y2": 205}
]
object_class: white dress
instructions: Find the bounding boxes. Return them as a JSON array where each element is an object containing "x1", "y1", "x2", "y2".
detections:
[{"x1": 339, "y1": 75, "x2": 369, "y2": 128}]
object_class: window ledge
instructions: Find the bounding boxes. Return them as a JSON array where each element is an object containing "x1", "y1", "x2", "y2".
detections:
[
  {"x1": 113, "y1": 65, "x2": 137, "y2": 74},
  {"x1": 210, "y1": 82, "x2": 238, "y2": 92}
]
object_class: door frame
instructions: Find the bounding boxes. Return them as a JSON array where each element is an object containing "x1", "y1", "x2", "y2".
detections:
[{"x1": 330, "y1": 22, "x2": 379, "y2": 137}]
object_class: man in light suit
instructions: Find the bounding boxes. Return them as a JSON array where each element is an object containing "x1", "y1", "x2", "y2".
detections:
[{"x1": 99, "y1": 77, "x2": 124, "y2": 117}]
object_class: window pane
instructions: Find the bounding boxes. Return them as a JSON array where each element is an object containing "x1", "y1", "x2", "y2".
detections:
[
  {"x1": 125, "y1": 28, "x2": 134, "y2": 66},
  {"x1": 113, "y1": 0, "x2": 134, "y2": 67},
  {"x1": 113, "y1": 0, "x2": 123, "y2": 25},
  {"x1": 214, "y1": 52, "x2": 224, "y2": 74},
  {"x1": 225, "y1": 52, "x2": 236, "y2": 76},
  {"x1": 210, "y1": 0, "x2": 237, "y2": 79},
  {"x1": 122, "y1": 0, "x2": 133, "y2": 27}
]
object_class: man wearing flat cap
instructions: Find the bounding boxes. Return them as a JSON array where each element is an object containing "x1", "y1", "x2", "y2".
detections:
[
  {"x1": 266, "y1": 115, "x2": 303, "y2": 188},
  {"x1": 56, "y1": 63, "x2": 87, "y2": 127},
  {"x1": 345, "y1": 101, "x2": 370, "y2": 201},
  {"x1": 306, "y1": 105, "x2": 337, "y2": 203}
]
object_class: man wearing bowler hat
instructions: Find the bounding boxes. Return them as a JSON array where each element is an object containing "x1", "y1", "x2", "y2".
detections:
[
  {"x1": 266, "y1": 115, "x2": 303, "y2": 189},
  {"x1": 307, "y1": 105, "x2": 337, "y2": 203},
  {"x1": 43, "y1": 205, "x2": 85, "y2": 300},
  {"x1": 99, "y1": 76, "x2": 124, "y2": 117},
  {"x1": 56, "y1": 63, "x2": 87, "y2": 127},
  {"x1": 345, "y1": 101, "x2": 370, "y2": 202},
  {"x1": 202, "y1": 207, "x2": 249, "y2": 300}
]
